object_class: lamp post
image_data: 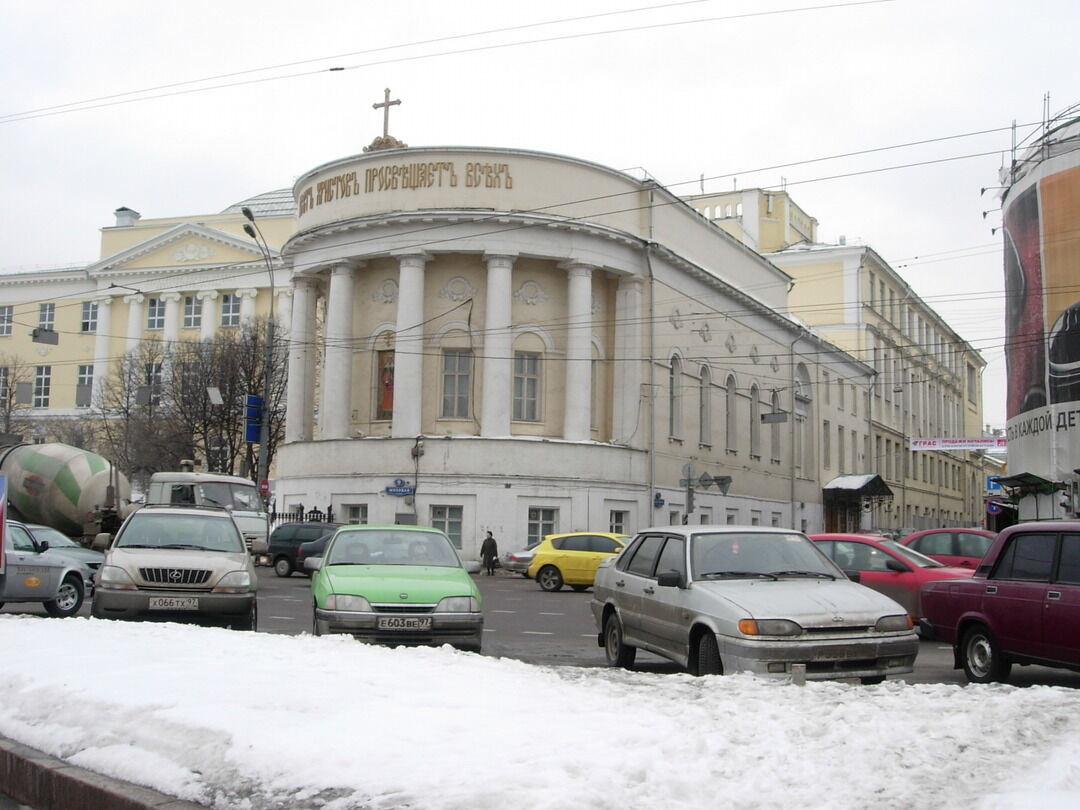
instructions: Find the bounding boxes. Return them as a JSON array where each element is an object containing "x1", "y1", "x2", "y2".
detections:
[{"x1": 241, "y1": 206, "x2": 275, "y2": 502}]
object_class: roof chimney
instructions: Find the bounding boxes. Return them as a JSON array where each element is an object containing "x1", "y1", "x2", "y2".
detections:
[{"x1": 114, "y1": 206, "x2": 141, "y2": 227}]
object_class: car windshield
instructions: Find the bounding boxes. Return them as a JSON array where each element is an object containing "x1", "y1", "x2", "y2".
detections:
[
  {"x1": 690, "y1": 531, "x2": 840, "y2": 580},
  {"x1": 116, "y1": 513, "x2": 245, "y2": 552},
  {"x1": 326, "y1": 529, "x2": 460, "y2": 568},
  {"x1": 198, "y1": 482, "x2": 261, "y2": 511},
  {"x1": 877, "y1": 539, "x2": 943, "y2": 568},
  {"x1": 30, "y1": 526, "x2": 81, "y2": 548}
]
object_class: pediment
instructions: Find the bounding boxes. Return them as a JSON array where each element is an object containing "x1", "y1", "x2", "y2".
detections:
[{"x1": 88, "y1": 223, "x2": 270, "y2": 276}]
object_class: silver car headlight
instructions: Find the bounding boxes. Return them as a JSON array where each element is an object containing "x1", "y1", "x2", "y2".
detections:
[
  {"x1": 875, "y1": 614, "x2": 914, "y2": 633},
  {"x1": 99, "y1": 565, "x2": 136, "y2": 590},
  {"x1": 738, "y1": 618, "x2": 804, "y2": 636},
  {"x1": 213, "y1": 570, "x2": 253, "y2": 592},
  {"x1": 325, "y1": 594, "x2": 372, "y2": 612},
  {"x1": 434, "y1": 596, "x2": 480, "y2": 612}
]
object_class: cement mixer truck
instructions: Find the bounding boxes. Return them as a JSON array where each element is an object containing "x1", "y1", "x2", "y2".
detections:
[{"x1": 0, "y1": 442, "x2": 132, "y2": 543}]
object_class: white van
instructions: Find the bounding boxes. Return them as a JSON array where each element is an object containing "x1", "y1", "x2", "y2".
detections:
[{"x1": 145, "y1": 472, "x2": 269, "y2": 555}]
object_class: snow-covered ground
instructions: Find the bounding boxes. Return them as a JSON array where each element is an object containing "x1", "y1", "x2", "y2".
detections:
[{"x1": 2, "y1": 615, "x2": 1079, "y2": 810}]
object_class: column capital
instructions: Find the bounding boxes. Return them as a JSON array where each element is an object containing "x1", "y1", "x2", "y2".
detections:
[
  {"x1": 160, "y1": 292, "x2": 182, "y2": 303},
  {"x1": 95, "y1": 295, "x2": 115, "y2": 307},
  {"x1": 392, "y1": 250, "x2": 432, "y2": 269},
  {"x1": 558, "y1": 260, "x2": 595, "y2": 276},
  {"x1": 483, "y1": 253, "x2": 517, "y2": 269},
  {"x1": 329, "y1": 261, "x2": 363, "y2": 278},
  {"x1": 123, "y1": 293, "x2": 144, "y2": 304},
  {"x1": 196, "y1": 290, "x2": 218, "y2": 301},
  {"x1": 618, "y1": 275, "x2": 645, "y2": 291},
  {"x1": 234, "y1": 288, "x2": 259, "y2": 300}
]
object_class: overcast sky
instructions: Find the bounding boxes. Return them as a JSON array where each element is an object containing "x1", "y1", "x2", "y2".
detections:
[{"x1": 3, "y1": 0, "x2": 1078, "y2": 430}]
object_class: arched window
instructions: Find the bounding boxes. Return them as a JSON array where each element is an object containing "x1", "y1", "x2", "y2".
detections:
[
  {"x1": 749, "y1": 384, "x2": 761, "y2": 458},
  {"x1": 699, "y1": 365, "x2": 711, "y2": 445},
  {"x1": 669, "y1": 355, "x2": 682, "y2": 438},
  {"x1": 794, "y1": 364, "x2": 813, "y2": 474},
  {"x1": 725, "y1": 375, "x2": 738, "y2": 452},
  {"x1": 770, "y1": 391, "x2": 781, "y2": 463}
]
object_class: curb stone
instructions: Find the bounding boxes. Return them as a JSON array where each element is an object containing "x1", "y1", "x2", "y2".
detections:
[{"x1": 0, "y1": 735, "x2": 205, "y2": 810}]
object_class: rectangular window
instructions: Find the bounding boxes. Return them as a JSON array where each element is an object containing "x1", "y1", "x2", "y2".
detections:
[
  {"x1": 144, "y1": 362, "x2": 162, "y2": 405},
  {"x1": 609, "y1": 510, "x2": 629, "y2": 534},
  {"x1": 838, "y1": 379, "x2": 845, "y2": 410},
  {"x1": 822, "y1": 420, "x2": 831, "y2": 468},
  {"x1": 376, "y1": 350, "x2": 394, "y2": 420},
  {"x1": 441, "y1": 349, "x2": 472, "y2": 419},
  {"x1": 38, "y1": 303, "x2": 55, "y2": 330},
  {"x1": 750, "y1": 510, "x2": 761, "y2": 526},
  {"x1": 527, "y1": 507, "x2": 557, "y2": 545},
  {"x1": 76, "y1": 365, "x2": 94, "y2": 408},
  {"x1": 725, "y1": 509, "x2": 738, "y2": 525},
  {"x1": 771, "y1": 512, "x2": 782, "y2": 527},
  {"x1": 0, "y1": 305, "x2": 11, "y2": 337},
  {"x1": 0, "y1": 367, "x2": 8, "y2": 400},
  {"x1": 183, "y1": 296, "x2": 202, "y2": 329},
  {"x1": 513, "y1": 351, "x2": 540, "y2": 421},
  {"x1": 80, "y1": 301, "x2": 98, "y2": 333},
  {"x1": 146, "y1": 298, "x2": 165, "y2": 330},
  {"x1": 430, "y1": 505, "x2": 463, "y2": 549},
  {"x1": 838, "y1": 427, "x2": 846, "y2": 474},
  {"x1": 33, "y1": 365, "x2": 51, "y2": 407},
  {"x1": 221, "y1": 294, "x2": 241, "y2": 327},
  {"x1": 967, "y1": 365, "x2": 977, "y2": 403},
  {"x1": 345, "y1": 504, "x2": 368, "y2": 524},
  {"x1": 823, "y1": 371, "x2": 831, "y2": 404}
]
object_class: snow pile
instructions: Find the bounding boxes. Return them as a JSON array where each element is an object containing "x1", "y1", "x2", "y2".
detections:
[{"x1": 1, "y1": 615, "x2": 1078, "y2": 810}]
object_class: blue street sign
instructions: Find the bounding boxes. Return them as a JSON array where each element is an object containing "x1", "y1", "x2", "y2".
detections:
[
  {"x1": 245, "y1": 394, "x2": 263, "y2": 443},
  {"x1": 985, "y1": 476, "x2": 1001, "y2": 492}
]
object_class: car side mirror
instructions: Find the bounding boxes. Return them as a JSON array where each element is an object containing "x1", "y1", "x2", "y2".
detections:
[
  {"x1": 463, "y1": 561, "x2": 482, "y2": 575},
  {"x1": 91, "y1": 533, "x2": 112, "y2": 551},
  {"x1": 844, "y1": 569, "x2": 861, "y2": 583},
  {"x1": 36, "y1": 540, "x2": 50, "y2": 553},
  {"x1": 885, "y1": 558, "x2": 910, "y2": 573},
  {"x1": 656, "y1": 570, "x2": 683, "y2": 588},
  {"x1": 304, "y1": 557, "x2": 324, "y2": 572}
]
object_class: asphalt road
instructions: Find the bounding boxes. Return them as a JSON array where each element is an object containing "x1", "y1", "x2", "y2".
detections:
[{"x1": 5, "y1": 567, "x2": 1080, "y2": 687}]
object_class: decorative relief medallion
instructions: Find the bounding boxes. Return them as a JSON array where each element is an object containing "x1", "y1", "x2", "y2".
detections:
[
  {"x1": 669, "y1": 308, "x2": 684, "y2": 330},
  {"x1": 373, "y1": 279, "x2": 398, "y2": 304},
  {"x1": 173, "y1": 243, "x2": 212, "y2": 262},
  {"x1": 770, "y1": 356, "x2": 780, "y2": 373},
  {"x1": 439, "y1": 276, "x2": 476, "y2": 302},
  {"x1": 725, "y1": 333, "x2": 737, "y2": 354},
  {"x1": 750, "y1": 345, "x2": 760, "y2": 364},
  {"x1": 693, "y1": 323, "x2": 712, "y2": 343},
  {"x1": 514, "y1": 281, "x2": 548, "y2": 306}
]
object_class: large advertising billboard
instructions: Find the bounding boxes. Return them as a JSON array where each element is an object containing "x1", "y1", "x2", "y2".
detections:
[{"x1": 1003, "y1": 158, "x2": 1080, "y2": 486}]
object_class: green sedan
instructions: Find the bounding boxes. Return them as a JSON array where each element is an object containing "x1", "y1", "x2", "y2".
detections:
[{"x1": 309, "y1": 525, "x2": 484, "y2": 652}]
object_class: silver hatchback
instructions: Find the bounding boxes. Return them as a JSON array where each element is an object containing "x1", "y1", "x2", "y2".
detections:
[{"x1": 591, "y1": 526, "x2": 918, "y2": 684}]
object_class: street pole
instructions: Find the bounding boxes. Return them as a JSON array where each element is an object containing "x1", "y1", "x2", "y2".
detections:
[{"x1": 242, "y1": 207, "x2": 275, "y2": 503}]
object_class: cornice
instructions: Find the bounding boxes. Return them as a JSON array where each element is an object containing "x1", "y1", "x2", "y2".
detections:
[{"x1": 87, "y1": 223, "x2": 270, "y2": 276}]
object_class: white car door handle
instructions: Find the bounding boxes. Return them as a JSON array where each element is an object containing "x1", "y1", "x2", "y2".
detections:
[
  {"x1": 614, "y1": 580, "x2": 625, "y2": 587},
  {"x1": 643, "y1": 586, "x2": 655, "y2": 595}
]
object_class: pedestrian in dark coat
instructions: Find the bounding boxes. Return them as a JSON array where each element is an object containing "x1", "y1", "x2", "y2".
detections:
[{"x1": 480, "y1": 531, "x2": 499, "y2": 575}]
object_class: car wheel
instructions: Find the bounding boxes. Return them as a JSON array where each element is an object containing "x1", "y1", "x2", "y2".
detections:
[
  {"x1": 231, "y1": 602, "x2": 258, "y2": 632},
  {"x1": 604, "y1": 613, "x2": 636, "y2": 668},
  {"x1": 536, "y1": 565, "x2": 564, "y2": 592},
  {"x1": 961, "y1": 624, "x2": 1012, "y2": 684},
  {"x1": 860, "y1": 676, "x2": 885, "y2": 685},
  {"x1": 570, "y1": 584, "x2": 588, "y2": 592},
  {"x1": 44, "y1": 575, "x2": 84, "y2": 618},
  {"x1": 273, "y1": 557, "x2": 294, "y2": 577},
  {"x1": 694, "y1": 632, "x2": 722, "y2": 676}
]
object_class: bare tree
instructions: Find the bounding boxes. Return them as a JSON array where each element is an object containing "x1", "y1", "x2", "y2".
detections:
[{"x1": 0, "y1": 353, "x2": 37, "y2": 439}]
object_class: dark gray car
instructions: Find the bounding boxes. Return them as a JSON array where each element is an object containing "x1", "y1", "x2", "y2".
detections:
[{"x1": 0, "y1": 520, "x2": 94, "y2": 617}]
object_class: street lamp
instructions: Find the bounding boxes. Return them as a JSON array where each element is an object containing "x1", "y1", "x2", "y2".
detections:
[{"x1": 241, "y1": 206, "x2": 275, "y2": 502}]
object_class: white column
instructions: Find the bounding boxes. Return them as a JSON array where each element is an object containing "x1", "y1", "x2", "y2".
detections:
[
  {"x1": 320, "y1": 264, "x2": 358, "y2": 439},
  {"x1": 285, "y1": 277, "x2": 317, "y2": 443},
  {"x1": 612, "y1": 276, "x2": 644, "y2": 444},
  {"x1": 197, "y1": 291, "x2": 218, "y2": 341},
  {"x1": 124, "y1": 294, "x2": 144, "y2": 353},
  {"x1": 275, "y1": 289, "x2": 293, "y2": 333},
  {"x1": 392, "y1": 252, "x2": 429, "y2": 438},
  {"x1": 562, "y1": 262, "x2": 594, "y2": 441},
  {"x1": 481, "y1": 254, "x2": 515, "y2": 437},
  {"x1": 237, "y1": 288, "x2": 259, "y2": 325},
  {"x1": 92, "y1": 297, "x2": 113, "y2": 407},
  {"x1": 161, "y1": 292, "x2": 181, "y2": 345}
]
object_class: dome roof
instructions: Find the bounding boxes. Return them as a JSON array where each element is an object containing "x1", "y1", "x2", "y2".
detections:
[{"x1": 220, "y1": 188, "x2": 296, "y2": 218}]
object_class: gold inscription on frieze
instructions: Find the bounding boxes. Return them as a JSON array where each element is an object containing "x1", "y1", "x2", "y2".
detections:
[{"x1": 299, "y1": 161, "x2": 515, "y2": 216}]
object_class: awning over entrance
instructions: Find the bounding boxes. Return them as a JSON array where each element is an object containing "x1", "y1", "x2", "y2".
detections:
[
  {"x1": 991, "y1": 472, "x2": 1063, "y2": 495},
  {"x1": 822, "y1": 474, "x2": 894, "y2": 498}
]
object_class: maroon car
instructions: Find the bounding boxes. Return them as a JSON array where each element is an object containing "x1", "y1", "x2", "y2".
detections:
[
  {"x1": 899, "y1": 528, "x2": 996, "y2": 569},
  {"x1": 920, "y1": 521, "x2": 1080, "y2": 683}
]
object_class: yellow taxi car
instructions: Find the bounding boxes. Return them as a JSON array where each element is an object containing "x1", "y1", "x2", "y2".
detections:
[{"x1": 526, "y1": 532, "x2": 629, "y2": 592}]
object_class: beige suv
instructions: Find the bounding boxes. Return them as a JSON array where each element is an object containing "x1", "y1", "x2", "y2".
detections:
[{"x1": 92, "y1": 505, "x2": 257, "y2": 630}]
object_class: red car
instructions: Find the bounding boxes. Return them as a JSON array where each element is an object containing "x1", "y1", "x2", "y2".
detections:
[
  {"x1": 810, "y1": 533, "x2": 973, "y2": 620},
  {"x1": 899, "y1": 528, "x2": 996, "y2": 569}
]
